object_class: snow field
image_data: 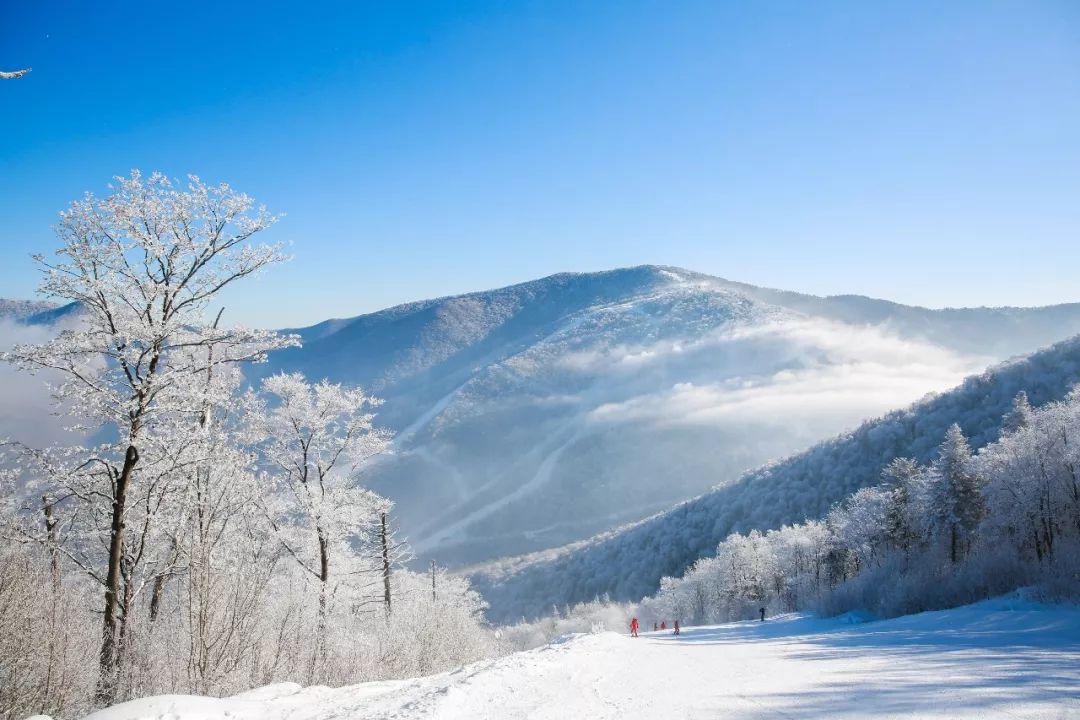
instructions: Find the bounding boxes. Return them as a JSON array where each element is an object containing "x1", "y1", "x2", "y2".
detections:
[{"x1": 82, "y1": 599, "x2": 1080, "y2": 720}]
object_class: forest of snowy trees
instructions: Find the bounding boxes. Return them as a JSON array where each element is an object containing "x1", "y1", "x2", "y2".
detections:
[
  {"x1": 642, "y1": 390, "x2": 1080, "y2": 625},
  {"x1": 0, "y1": 173, "x2": 495, "y2": 720}
]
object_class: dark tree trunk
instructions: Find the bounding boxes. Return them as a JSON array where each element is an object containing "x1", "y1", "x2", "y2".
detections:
[
  {"x1": 149, "y1": 538, "x2": 179, "y2": 624},
  {"x1": 42, "y1": 496, "x2": 61, "y2": 712},
  {"x1": 950, "y1": 523, "x2": 958, "y2": 564},
  {"x1": 43, "y1": 496, "x2": 60, "y2": 592},
  {"x1": 96, "y1": 443, "x2": 138, "y2": 706},
  {"x1": 115, "y1": 557, "x2": 136, "y2": 697},
  {"x1": 380, "y1": 513, "x2": 392, "y2": 615},
  {"x1": 317, "y1": 530, "x2": 329, "y2": 636},
  {"x1": 307, "y1": 527, "x2": 330, "y2": 684},
  {"x1": 148, "y1": 575, "x2": 166, "y2": 624}
]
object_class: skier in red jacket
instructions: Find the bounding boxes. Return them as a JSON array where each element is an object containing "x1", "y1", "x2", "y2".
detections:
[
  {"x1": 630, "y1": 617, "x2": 639, "y2": 637},
  {"x1": 660, "y1": 621, "x2": 667, "y2": 630}
]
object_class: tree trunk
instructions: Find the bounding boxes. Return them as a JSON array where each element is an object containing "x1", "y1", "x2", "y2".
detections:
[
  {"x1": 148, "y1": 575, "x2": 166, "y2": 624},
  {"x1": 115, "y1": 558, "x2": 136, "y2": 698},
  {"x1": 950, "y1": 523, "x2": 958, "y2": 564},
  {"x1": 380, "y1": 513, "x2": 392, "y2": 615},
  {"x1": 313, "y1": 529, "x2": 330, "y2": 682},
  {"x1": 148, "y1": 537, "x2": 179, "y2": 624},
  {"x1": 43, "y1": 496, "x2": 60, "y2": 592},
  {"x1": 96, "y1": 443, "x2": 138, "y2": 707},
  {"x1": 42, "y1": 496, "x2": 61, "y2": 713}
]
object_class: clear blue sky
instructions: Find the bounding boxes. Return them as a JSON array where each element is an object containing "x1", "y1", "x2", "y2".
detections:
[{"x1": 2, "y1": 1, "x2": 1078, "y2": 327}]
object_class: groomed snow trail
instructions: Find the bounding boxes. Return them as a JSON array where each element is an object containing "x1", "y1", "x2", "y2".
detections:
[{"x1": 83, "y1": 600, "x2": 1080, "y2": 720}]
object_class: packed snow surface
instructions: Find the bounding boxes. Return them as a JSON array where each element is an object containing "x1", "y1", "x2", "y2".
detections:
[{"x1": 83, "y1": 599, "x2": 1079, "y2": 720}]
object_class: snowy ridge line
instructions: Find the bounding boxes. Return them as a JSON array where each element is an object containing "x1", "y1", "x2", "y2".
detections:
[
  {"x1": 292, "y1": 263, "x2": 1080, "y2": 336},
  {"x1": 293, "y1": 265, "x2": 689, "y2": 336},
  {"x1": 0, "y1": 297, "x2": 59, "y2": 322}
]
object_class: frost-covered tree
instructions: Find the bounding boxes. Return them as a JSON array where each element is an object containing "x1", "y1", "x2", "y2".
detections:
[
  {"x1": 828, "y1": 486, "x2": 889, "y2": 572},
  {"x1": 1, "y1": 171, "x2": 293, "y2": 704},
  {"x1": 1003, "y1": 391, "x2": 1035, "y2": 434},
  {"x1": 881, "y1": 457, "x2": 925, "y2": 553},
  {"x1": 978, "y1": 390, "x2": 1080, "y2": 563},
  {"x1": 246, "y1": 372, "x2": 392, "y2": 680},
  {"x1": 161, "y1": 360, "x2": 280, "y2": 695},
  {"x1": 373, "y1": 508, "x2": 412, "y2": 615},
  {"x1": 930, "y1": 424, "x2": 985, "y2": 563}
]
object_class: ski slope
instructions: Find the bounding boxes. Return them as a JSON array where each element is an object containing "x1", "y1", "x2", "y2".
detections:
[{"x1": 82, "y1": 599, "x2": 1079, "y2": 720}]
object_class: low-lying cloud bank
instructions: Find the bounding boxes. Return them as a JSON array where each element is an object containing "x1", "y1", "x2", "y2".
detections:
[
  {"x1": 585, "y1": 318, "x2": 989, "y2": 431},
  {"x1": 0, "y1": 318, "x2": 81, "y2": 448}
]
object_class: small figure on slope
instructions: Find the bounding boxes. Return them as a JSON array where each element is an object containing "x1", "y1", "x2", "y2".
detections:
[
  {"x1": 630, "y1": 617, "x2": 639, "y2": 637},
  {"x1": 760, "y1": 607, "x2": 766, "y2": 622},
  {"x1": 674, "y1": 619, "x2": 680, "y2": 636},
  {"x1": 660, "y1": 621, "x2": 667, "y2": 631}
]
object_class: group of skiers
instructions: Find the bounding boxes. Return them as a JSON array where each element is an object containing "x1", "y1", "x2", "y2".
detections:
[
  {"x1": 630, "y1": 609, "x2": 766, "y2": 637},
  {"x1": 629, "y1": 617, "x2": 679, "y2": 637}
]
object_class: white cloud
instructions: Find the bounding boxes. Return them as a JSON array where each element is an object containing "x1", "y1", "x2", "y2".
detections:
[
  {"x1": 587, "y1": 318, "x2": 988, "y2": 430},
  {"x1": 0, "y1": 318, "x2": 84, "y2": 448}
]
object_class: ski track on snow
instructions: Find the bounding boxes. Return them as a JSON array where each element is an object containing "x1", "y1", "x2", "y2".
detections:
[
  {"x1": 415, "y1": 427, "x2": 583, "y2": 552},
  {"x1": 410, "y1": 287, "x2": 745, "y2": 552}
]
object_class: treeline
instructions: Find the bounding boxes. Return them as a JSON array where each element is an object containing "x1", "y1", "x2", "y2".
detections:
[
  {"x1": 0, "y1": 173, "x2": 495, "y2": 720},
  {"x1": 644, "y1": 390, "x2": 1080, "y2": 624}
]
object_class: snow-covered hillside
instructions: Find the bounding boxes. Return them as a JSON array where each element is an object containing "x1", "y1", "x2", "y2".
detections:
[
  {"x1": 81, "y1": 599, "x2": 1080, "y2": 720},
  {"x1": 261, "y1": 266, "x2": 1080, "y2": 566},
  {"x1": 0, "y1": 298, "x2": 57, "y2": 322},
  {"x1": 472, "y1": 333, "x2": 1080, "y2": 621}
]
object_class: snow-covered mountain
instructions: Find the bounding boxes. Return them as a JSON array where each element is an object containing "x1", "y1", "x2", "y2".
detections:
[
  {"x1": 261, "y1": 266, "x2": 1080, "y2": 567},
  {"x1": 470, "y1": 333, "x2": 1080, "y2": 622},
  {"x1": 0, "y1": 298, "x2": 57, "y2": 322}
]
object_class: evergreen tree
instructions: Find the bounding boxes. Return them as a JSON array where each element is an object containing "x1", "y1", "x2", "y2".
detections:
[
  {"x1": 931, "y1": 424, "x2": 985, "y2": 563},
  {"x1": 882, "y1": 457, "x2": 923, "y2": 553},
  {"x1": 1003, "y1": 391, "x2": 1034, "y2": 434}
]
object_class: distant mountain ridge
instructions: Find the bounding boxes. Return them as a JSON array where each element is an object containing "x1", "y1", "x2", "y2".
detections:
[
  {"x1": 278, "y1": 266, "x2": 1080, "y2": 390},
  {"x1": 0, "y1": 298, "x2": 59, "y2": 323}
]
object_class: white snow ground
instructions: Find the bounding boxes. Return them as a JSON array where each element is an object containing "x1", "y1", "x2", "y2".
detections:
[{"x1": 82, "y1": 599, "x2": 1079, "y2": 720}]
